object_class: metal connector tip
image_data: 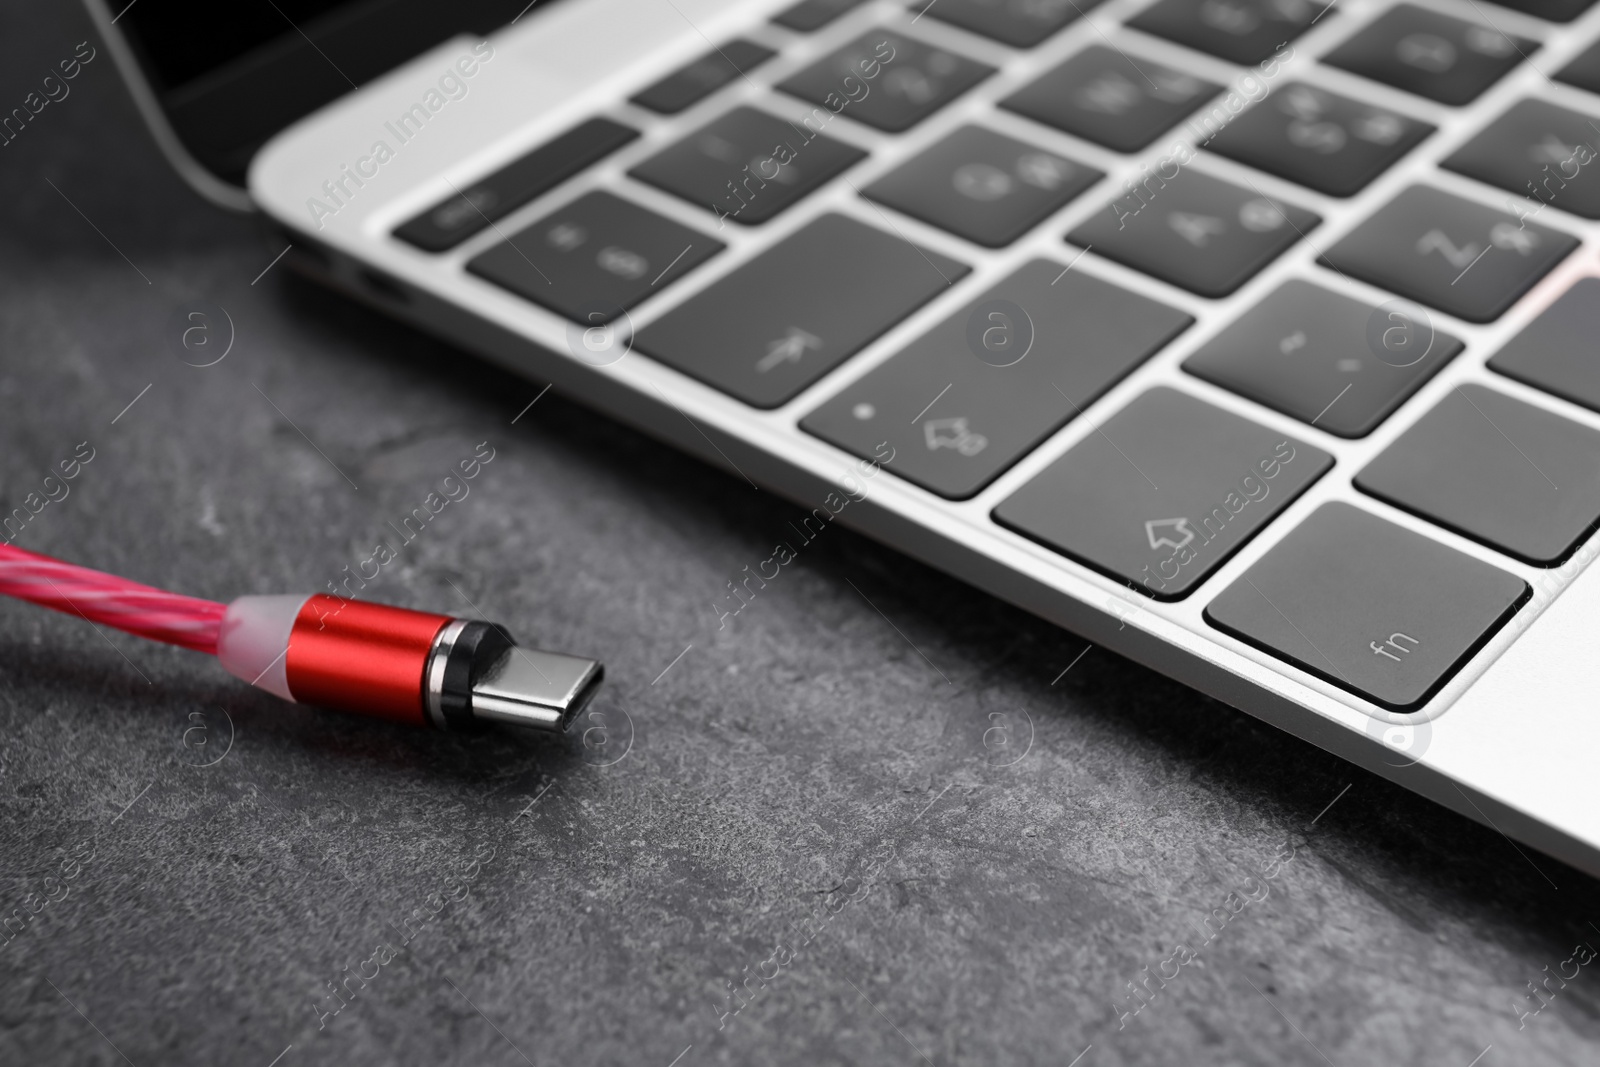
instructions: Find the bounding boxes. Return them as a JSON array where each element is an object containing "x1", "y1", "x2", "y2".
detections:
[
  {"x1": 470, "y1": 646, "x2": 604, "y2": 732},
  {"x1": 425, "y1": 619, "x2": 604, "y2": 732}
]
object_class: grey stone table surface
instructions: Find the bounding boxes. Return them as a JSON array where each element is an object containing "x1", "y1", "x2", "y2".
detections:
[{"x1": 4, "y1": 5, "x2": 1600, "y2": 1066}]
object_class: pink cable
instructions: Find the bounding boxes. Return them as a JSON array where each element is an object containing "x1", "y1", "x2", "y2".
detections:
[{"x1": 0, "y1": 543, "x2": 226, "y2": 655}]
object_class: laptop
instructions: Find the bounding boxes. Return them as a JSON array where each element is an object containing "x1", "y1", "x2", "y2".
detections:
[{"x1": 89, "y1": 0, "x2": 1600, "y2": 877}]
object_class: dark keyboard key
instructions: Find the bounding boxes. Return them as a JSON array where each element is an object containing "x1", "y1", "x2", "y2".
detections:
[
  {"x1": 863, "y1": 126, "x2": 1103, "y2": 247},
  {"x1": 1003, "y1": 46, "x2": 1221, "y2": 152},
  {"x1": 912, "y1": 0, "x2": 1102, "y2": 49},
  {"x1": 774, "y1": 0, "x2": 867, "y2": 31},
  {"x1": 993, "y1": 387, "x2": 1331, "y2": 598},
  {"x1": 465, "y1": 192, "x2": 723, "y2": 324},
  {"x1": 802, "y1": 260, "x2": 1192, "y2": 499},
  {"x1": 394, "y1": 119, "x2": 638, "y2": 252},
  {"x1": 1206, "y1": 82, "x2": 1433, "y2": 197},
  {"x1": 1492, "y1": 0, "x2": 1595, "y2": 22},
  {"x1": 1183, "y1": 280, "x2": 1461, "y2": 438},
  {"x1": 1322, "y1": 4, "x2": 1535, "y2": 107},
  {"x1": 1557, "y1": 38, "x2": 1600, "y2": 94},
  {"x1": 1127, "y1": 0, "x2": 1329, "y2": 65},
  {"x1": 1442, "y1": 99, "x2": 1600, "y2": 220},
  {"x1": 1068, "y1": 170, "x2": 1318, "y2": 298},
  {"x1": 1355, "y1": 384, "x2": 1600, "y2": 564},
  {"x1": 1318, "y1": 185, "x2": 1577, "y2": 324},
  {"x1": 778, "y1": 31, "x2": 995, "y2": 132},
  {"x1": 630, "y1": 40, "x2": 776, "y2": 114},
  {"x1": 1490, "y1": 278, "x2": 1600, "y2": 413},
  {"x1": 629, "y1": 107, "x2": 866, "y2": 226},
  {"x1": 636, "y1": 214, "x2": 966, "y2": 408},
  {"x1": 1205, "y1": 502, "x2": 1527, "y2": 710}
]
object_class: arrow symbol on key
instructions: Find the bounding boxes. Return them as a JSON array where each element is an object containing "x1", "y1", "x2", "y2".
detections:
[
  {"x1": 1145, "y1": 517, "x2": 1197, "y2": 552},
  {"x1": 756, "y1": 327, "x2": 822, "y2": 373},
  {"x1": 1168, "y1": 212, "x2": 1227, "y2": 247}
]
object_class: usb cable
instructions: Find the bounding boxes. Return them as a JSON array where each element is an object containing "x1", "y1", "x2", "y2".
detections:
[{"x1": 0, "y1": 543, "x2": 603, "y2": 731}]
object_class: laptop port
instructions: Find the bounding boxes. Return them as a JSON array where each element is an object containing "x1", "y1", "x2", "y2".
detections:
[{"x1": 359, "y1": 268, "x2": 410, "y2": 305}]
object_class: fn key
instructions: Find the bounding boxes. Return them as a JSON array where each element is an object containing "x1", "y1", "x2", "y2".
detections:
[{"x1": 1206, "y1": 503, "x2": 1527, "y2": 710}]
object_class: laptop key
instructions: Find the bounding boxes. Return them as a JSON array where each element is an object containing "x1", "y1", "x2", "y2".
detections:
[
  {"x1": 1183, "y1": 279, "x2": 1461, "y2": 438},
  {"x1": 1068, "y1": 169, "x2": 1319, "y2": 298},
  {"x1": 801, "y1": 260, "x2": 1192, "y2": 499},
  {"x1": 1441, "y1": 99, "x2": 1600, "y2": 221},
  {"x1": 1489, "y1": 278, "x2": 1600, "y2": 414},
  {"x1": 1557, "y1": 38, "x2": 1600, "y2": 95},
  {"x1": 777, "y1": 30, "x2": 995, "y2": 133},
  {"x1": 1491, "y1": 0, "x2": 1595, "y2": 22},
  {"x1": 1205, "y1": 82, "x2": 1433, "y2": 198},
  {"x1": 630, "y1": 40, "x2": 776, "y2": 115},
  {"x1": 774, "y1": 0, "x2": 868, "y2": 32},
  {"x1": 1322, "y1": 4, "x2": 1534, "y2": 107},
  {"x1": 1355, "y1": 384, "x2": 1600, "y2": 565},
  {"x1": 863, "y1": 126, "x2": 1103, "y2": 247},
  {"x1": 629, "y1": 107, "x2": 867, "y2": 226},
  {"x1": 1002, "y1": 46, "x2": 1221, "y2": 153},
  {"x1": 394, "y1": 119, "x2": 638, "y2": 252},
  {"x1": 1127, "y1": 0, "x2": 1329, "y2": 66},
  {"x1": 635, "y1": 214, "x2": 967, "y2": 408},
  {"x1": 465, "y1": 191, "x2": 723, "y2": 324},
  {"x1": 1205, "y1": 502, "x2": 1527, "y2": 710},
  {"x1": 1318, "y1": 185, "x2": 1577, "y2": 324},
  {"x1": 911, "y1": 0, "x2": 1103, "y2": 49},
  {"x1": 993, "y1": 387, "x2": 1331, "y2": 598}
]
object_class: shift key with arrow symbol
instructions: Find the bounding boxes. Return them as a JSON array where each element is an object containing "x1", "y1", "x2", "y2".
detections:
[
  {"x1": 1144, "y1": 517, "x2": 1197, "y2": 551},
  {"x1": 994, "y1": 388, "x2": 1332, "y2": 599}
]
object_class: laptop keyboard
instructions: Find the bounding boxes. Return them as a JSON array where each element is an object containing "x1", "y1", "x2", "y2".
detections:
[
  {"x1": 629, "y1": 106, "x2": 865, "y2": 224},
  {"x1": 1318, "y1": 185, "x2": 1578, "y2": 321},
  {"x1": 630, "y1": 39, "x2": 778, "y2": 115},
  {"x1": 776, "y1": 30, "x2": 996, "y2": 131},
  {"x1": 1558, "y1": 34, "x2": 1600, "y2": 87},
  {"x1": 1441, "y1": 99, "x2": 1600, "y2": 218},
  {"x1": 1182, "y1": 279, "x2": 1461, "y2": 437},
  {"x1": 464, "y1": 191, "x2": 724, "y2": 323},
  {"x1": 1204, "y1": 82, "x2": 1434, "y2": 197},
  {"x1": 1320, "y1": 4, "x2": 1535, "y2": 105},
  {"x1": 1000, "y1": 46, "x2": 1222, "y2": 151},
  {"x1": 636, "y1": 213, "x2": 967, "y2": 407},
  {"x1": 395, "y1": 118, "x2": 639, "y2": 251},
  {"x1": 800, "y1": 259, "x2": 1193, "y2": 497},
  {"x1": 1489, "y1": 277, "x2": 1600, "y2": 412},
  {"x1": 773, "y1": 0, "x2": 870, "y2": 32},
  {"x1": 1205, "y1": 502, "x2": 1528, "y2": 709},
  {"x1": 992, "y1": 386, "x2": 1332, "y2": 597},
  {"x1": 912, "y1": 0, "x2": 1104, "y2": 49},
  {"x1": 390, "y1": 0, "x2": 1600, "y2": 713},
  {"x1": 1067, "y1": 168, "x2": 1320, "y2": 296},
  {"x1": 863, "y1": 125, "x2": 1102, "y2": 246},
  {"x1": 1126, "y1": 0, "x2": 1330, "y2": 64},
  {"x1": 1354, "y1": 384, "x2": 1600, "y2": 564}
]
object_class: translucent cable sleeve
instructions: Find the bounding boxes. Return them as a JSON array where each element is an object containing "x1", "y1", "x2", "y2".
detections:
[{"x1": 0, "y1": 543, "x2": 226, "y2": 654}]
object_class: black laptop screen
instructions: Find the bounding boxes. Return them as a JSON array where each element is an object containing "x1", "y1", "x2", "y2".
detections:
[
  {"x1": 115, "y1": 0, "x2": 546, "y2": 183},
  {"x1": 120, "y1": 0, "x2": 356, "y2": 92}
]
